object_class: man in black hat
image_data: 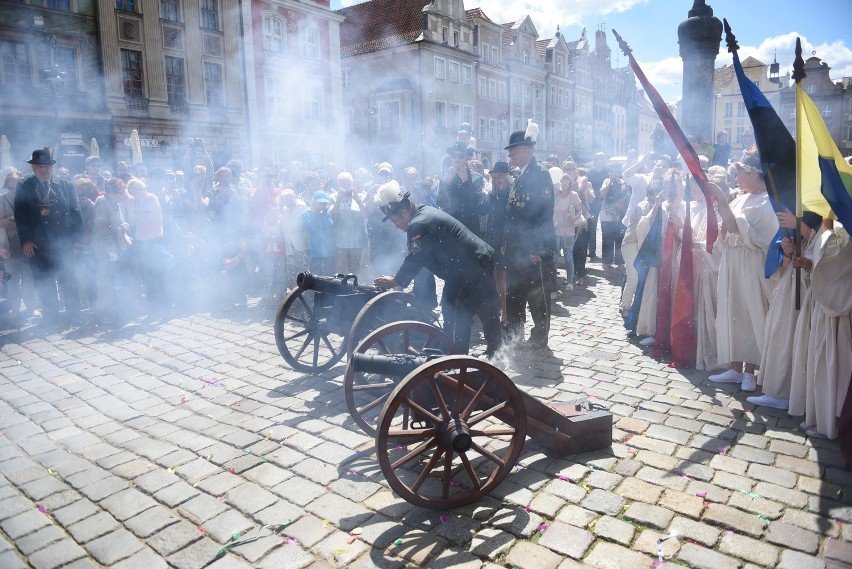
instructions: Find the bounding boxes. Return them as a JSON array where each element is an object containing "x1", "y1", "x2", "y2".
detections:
[
  {"x1": 373, "y1": 181, "x2": 501, "y2": 356},
  {"x1": 437, "y1": 141, "x2": 484, "y2": 236},
  {"x1": 503, "y1": 125, "x2": 556, "y2": 349},
  {"x1": 14, "y1": 148, "x2": 83, "y2": 324}
]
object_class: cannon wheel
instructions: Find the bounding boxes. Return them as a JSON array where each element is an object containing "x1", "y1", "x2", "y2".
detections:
[
  {"x1": 345, "y1": 321, "x2": 457, "y2": 437},
  {"x1": 348, "y1": 291, "x2": 436, "y2": 357},
  {"x1": 375, "y1": 355, "x2": 527, "y2": 509},
  {"x1": 274, "y1": 287, "x2": 347, "y2": 373}
]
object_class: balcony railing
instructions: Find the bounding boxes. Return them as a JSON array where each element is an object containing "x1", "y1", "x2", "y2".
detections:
[{"x1": 124, "y1": 94, "x2": 149, "y2": 111}]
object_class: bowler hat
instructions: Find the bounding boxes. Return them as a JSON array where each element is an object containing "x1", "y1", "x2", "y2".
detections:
[
  {"x1": 27, "y1": 148, "x2": 56, "y2": 165},
  {"x1": 504, "y1": 130, "x2": 535, "y2": 150},
  {"x1": 446, "y1": 141, "x2": 474, "y2": 156},
  {"x1": 490, "y1": 161, "x2": 511, "y2": 174}
]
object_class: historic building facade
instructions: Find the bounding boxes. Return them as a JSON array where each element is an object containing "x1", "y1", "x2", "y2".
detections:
[
  {"x1": 241, "y1": 0, "x2": 344, "y2": 169},
  {"x1": 97, "y1": 0, "x2": 248, "y2": 168},
  {"x1": 0, "y1": 0, "x2": 110, "y2": 172}
]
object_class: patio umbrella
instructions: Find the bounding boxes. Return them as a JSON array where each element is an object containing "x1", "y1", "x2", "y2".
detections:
[
  {"x1": 0, "y1": 136, "x2": 12, "y2": 171},
  {"x1": 129, "y1": 129, "x2": 142, "y2": 164},
  {"x1": 90, "y1": 138, "x2": 99, "y2": 158}
]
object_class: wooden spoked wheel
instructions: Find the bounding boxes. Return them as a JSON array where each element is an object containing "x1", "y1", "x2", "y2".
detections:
[
  {"x1": 347, "y1": 291, "x2": 436, "y2": 356},
  {"x1": 345, "y1": 321, "x2": 457, "y2": 437},
  {"x1": 274, "y1": 287, "x2": 346, "y2": 373},
  {"x1": 375, "y1": 356, "x2": 527, "y2": 509}
]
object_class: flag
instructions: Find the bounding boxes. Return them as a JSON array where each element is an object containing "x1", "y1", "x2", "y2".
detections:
[
  {"x1": 612, "y1": 29, "x2": 717, "y2": 253},
  {"x1": 670, "y1": 198, "x2": 696, "y2": 367},
  {"x1": 728, "y1": 27, "x2": 793, "y2": 278},
  {"x1": 796, "y1": 82, "x2": 852, "y2": 230},
  {"x1": 625, "y1": 211, "x2": 662, "y2": 333},
  {"x1": 652, "y1": 215, "x2": 677, "y2": 360}
]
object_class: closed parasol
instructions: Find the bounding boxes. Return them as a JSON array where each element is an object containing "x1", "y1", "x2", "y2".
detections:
[
  {"x1": 90, "y1": 138, "x2": 99, "y2": 158},
  {"x1": 0, "y1": 135, "x2": 12, "y2": 171},
  {"x1": 129, "y1": 129, "x2": 142, "y2": 164}
]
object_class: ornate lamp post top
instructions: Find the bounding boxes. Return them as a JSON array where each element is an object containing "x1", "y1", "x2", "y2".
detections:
[{"x1": 678, "y1": 0, "x2": 722, "y2": 57}]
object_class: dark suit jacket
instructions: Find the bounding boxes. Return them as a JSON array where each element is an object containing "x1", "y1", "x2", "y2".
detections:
[
  {"x1": 503, "y1": 157, "x2": 555, "y2": 268},
  {"x1": 14, "y1": 175, "x2": 82, "y2": 251}
]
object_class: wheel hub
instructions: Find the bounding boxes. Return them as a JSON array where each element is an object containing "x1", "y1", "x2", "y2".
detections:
[{"x1": 441, "y1": 422, "x2": 472, "y2": 452}]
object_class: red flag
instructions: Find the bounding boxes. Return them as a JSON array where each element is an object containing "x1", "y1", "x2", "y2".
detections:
[
  {"x1": 612, "y1": 29, "x2": 718, "y2": 253},
  {"x1": 671, "y1": 199, "x2": 697, "y2": 367}
]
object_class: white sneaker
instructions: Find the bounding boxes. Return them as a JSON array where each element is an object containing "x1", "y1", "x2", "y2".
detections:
[
  {"x1": 746, "y1": 394, "x2": 789, "y2": 410},
  {"x1": 708, "y1": 369, "x2": 743, "y2": 383},
  {"x1": 740, "y1": 373, "x2": 757, "y2": 392},
  {"x1": 639, "y1": 336, "x2": 656, "y2": 346}
]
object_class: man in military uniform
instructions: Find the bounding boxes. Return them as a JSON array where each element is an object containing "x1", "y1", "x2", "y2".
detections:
[
  {"x1": 437, "y1": 141, "x2": 484, "y2": 236},
  {"x1": 15, "y1": 148, "x2": 83, "y2": 324},
  {"x1": 373, "y1": 181, "x2": 501, "y2": 356},
  {"x1": 503, "y1": 125, "x2": 556, "y2": 349}
]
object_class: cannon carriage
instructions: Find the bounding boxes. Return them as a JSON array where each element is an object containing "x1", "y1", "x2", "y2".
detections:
[
  {"x1": 346, "y1": 321, "x2": 613, "y2": 509},
  {"x1": 273, "y1": 272, "x2": 434, "y2": 374}
]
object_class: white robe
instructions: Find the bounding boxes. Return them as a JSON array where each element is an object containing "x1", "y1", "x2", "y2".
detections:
[
  {"x1": 791, "y1": 228, "x2": 852, "y2": 439},
  {"x1": 758, "y1": 230, "x2": 818, "y2": 397},
  {"x1": 715, "y1": 191, "x2": 779, "y2": 366},
  {"x1": 690, "y1": 200, "x2": 721, "y2": 371}
]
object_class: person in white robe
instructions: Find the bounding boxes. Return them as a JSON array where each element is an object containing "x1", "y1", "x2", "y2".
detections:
[
  {"x1": 747, "y1": 212, "x2": 819, "y2": 409},
  {"x1": 687, "y1": 177, "x2": 721, "y2": 371},
  {"x1": 707, "y1": 151, "x2": 779, "y2": 392},
  {"x1": 789, "y1": 222, "x2": 851, "y2": 439}
]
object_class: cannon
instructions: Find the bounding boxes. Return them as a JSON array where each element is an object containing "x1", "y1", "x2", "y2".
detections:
[
  {"x1": 274, "y1": 273, "x2": 434, "y2": 374},
  {"x1": 345, "y1": 321, "x2": 613, "y2": 509}
]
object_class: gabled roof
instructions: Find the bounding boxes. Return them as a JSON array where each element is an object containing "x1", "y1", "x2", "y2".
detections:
[
  {"x1": 535, "y1": 38, "x2": 549, "y2": 59},
  {"x1": 337, "y1": 0, "x2": 431, "y2": 56},
  {"x1": 465, "y1": 7, "x2": 493, "y2": 24},
  {"x1": 740, "y1": 55, "x2": 765, "y2": 68}
]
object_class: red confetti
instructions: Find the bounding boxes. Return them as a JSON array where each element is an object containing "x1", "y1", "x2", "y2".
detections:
[
  {"x1": 346, "y1": 536, "x2": 357, "y2": 544},
  {"x1": 538, "y1": 524, "x2": 549, "y2": 532},
  {"x1": 198, "y1": 526, "x2": 206, "y2": 535},
  {"x1": 229, "y1": 468, "x2": 235, "y2": 474},
  {"x1": 325, "y1": 484, "x2": 331, "y2": 492},
  {"x1": 37, "y1": 504, "x2": 46, "y2": 513},
  {"x1": 180, "y1": 397, "x2": 187, "y2": 404}
]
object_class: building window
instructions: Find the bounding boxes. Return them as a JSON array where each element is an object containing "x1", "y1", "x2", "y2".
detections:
[
  {"x1": 522, "y1": 49, "x2": 529, "y2": 64},
  {"x1": 724, "y1": 102, "x2": 732, "y2": 118},
  {"x1": 263, "y1": 16, "x2": 285, "y2": 53},
  {"x1": 462, "y1": 64, "x2": 472, "y2": 86},
  {"x1": 481, "y1": 43, "x2": 490, "y2": 64},
  {"x1": 47, "y1": 0, "x2": 71, "y2": 10},
  {"x1": 265, "y1": 76, "x2": 285, "y2": 115},
  {"x1": 498, "y1": 82, "x2": 506, "y2": 102},
  {"x1": 489, "y1": 118, "x2": 497, "y2": 141},
  {"x1": 199, "y1": 0, "x2": 218, "y2": 31},
  {"x1": 488, "y1": 79, "x2": 496, "y2": 100},
  {"x1": 435, "y1": 101, "x2": 446, "y2": 128},
  {"x1": 55, "y1": 46, "x2": 78, "y2": 88},
  {"x1": 478, "y1": 76, "x2": 485, "y2": 97},
  {"x1": 453, "y1": 31, "x2": 459, "y2": 47},
  {"x1": 550, "y1": 86, "x2": 556, "y2": 106},
  {"x1": 299, "y1": 25, "x2": 319, "y2": 59},
  {"x1": 303, "y1": 83, "x2": 323, "y2": 121},
  {"x1": 449, "y1": 103, "x2": 460, "y2": 128},
  {"x1": 737, "y1": 101, "x2": 745, "y2": 117},
  {"x1": 462, "y1": 105, "x2": 472, "y2": 126},
  {"x1": 164, "y1": 55, "x2": 187, "y2": 112},
  {"x1": 449, "y1": 61, "x2": 459, "y2": 84},
  {"x1": 434, "y1": 57, "x2": 445, "y2": 81},
  {"x1": 1, "y1": 39, "x2": 32, "y2": 86},
  {"x1": 535, "y1": 88, "x2": 543, "y2": 111},
  {"x1": 120, "y1": 49, "x2": 143, "y2": 98},
  {"x1": 492, "y1": 46, "x2": 498, "y2": 65},
  {"x1": 806, "y1": 84, "x2": 815, "y2": 95},
  {"x1": 556, "y1": 54, "x2": 564, "y2": 75},
  {"x1": 442, "y1": 27, "x2": 448, "y2": 43},
  {"x1": 116, "y1": 0, "x2": 136, "y2": 11},
  {"x1": 379, "y1": 101, "x2": 400, "y2": 130},
  {"x1": 203, "y1": 61, "x2": 223, "y2": 107},
  {"x1": 479, "y1": 118, "x2": 487, "y2": 140},
  {"x1": 821, "y1": 104, "x2": 832, "y2": 118},
  {"x1": 161, "y1": 0, "x2": 180, "y2": 22},
  {"x1": 736, "y1": 126, "x2": 744, "y2": 143},
  {"x1": 342, "y1": 68, "x2": 351, "y2": 89}
]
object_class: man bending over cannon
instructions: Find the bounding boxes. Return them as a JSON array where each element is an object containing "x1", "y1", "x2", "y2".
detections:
[{"x1": 373, "y1": 181, "x2": 502, "y2": 357}]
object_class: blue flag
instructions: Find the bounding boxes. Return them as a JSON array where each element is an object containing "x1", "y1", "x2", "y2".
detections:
[{"x1": 625, "y1": 211, "x2": 663, "y2": 334}]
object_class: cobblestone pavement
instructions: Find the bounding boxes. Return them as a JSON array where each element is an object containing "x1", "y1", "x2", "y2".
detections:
[{"x1": 1, "y1": 261, "x2": 851, "y2": 569}]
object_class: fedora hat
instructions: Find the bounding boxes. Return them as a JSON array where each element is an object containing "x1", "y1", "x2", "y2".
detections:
[
  {"x1": 490, "y1": 161, "x2": 511, "y2": 174},
  {"x1": 504, "y1": 130, "x2": 535, "y2": 150},
  {"x1": 446, "y1": 141, "x2": 474, "y2": 156},
  {"x1": 27, "y1": 148, "x2": 56, "y2": 165}
]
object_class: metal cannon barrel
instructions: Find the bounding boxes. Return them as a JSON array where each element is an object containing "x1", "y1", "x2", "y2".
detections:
[
  {"x1": 351, "y1": 352, "x2": 442, "y2": 378},
  {"x1": 296, "y1": 272, "x2": 380, "y2": 295}
]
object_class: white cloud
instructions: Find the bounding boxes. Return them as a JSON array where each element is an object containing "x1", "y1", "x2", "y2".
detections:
[
  {"x1": 472, "y1": 0, "x2": 648, "y2": 36},
  {"x1": 636, "y1": 56, "x2": 683, "y2": 103},
  {"x1": 719, "y1": 33, "x2": 852, "y2": 83}
]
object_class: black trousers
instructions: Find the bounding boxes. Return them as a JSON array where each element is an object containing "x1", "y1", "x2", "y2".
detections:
[
  {"x1": 573, "y1": 226, "x2": 589, "y2": 279},
  {"x1": 441, "y1": 269, "x2": 502, "y2": 354},
  {"x1": 600, "y1": 221, "x2": 625, "y2": 265},
  {"x1": 29, "y1": 245, "x2": 79, "y2": 319},
  {"x1": 506, "y1": 262, "x2": 550, "y2": 343}
]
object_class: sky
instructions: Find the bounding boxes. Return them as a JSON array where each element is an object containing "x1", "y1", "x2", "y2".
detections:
[{"x1": 331, "y1": 0, "x2": 852, "y2": 102}]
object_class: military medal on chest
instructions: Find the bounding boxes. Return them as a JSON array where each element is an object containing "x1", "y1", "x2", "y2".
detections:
[{"x1": 37, "y1": 181, "x2": 52, "y2": 217}]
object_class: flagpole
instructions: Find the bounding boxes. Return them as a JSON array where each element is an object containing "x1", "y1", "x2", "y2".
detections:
[{"x1": 792, "y1": 38, "x2": 807, "y2": 309}]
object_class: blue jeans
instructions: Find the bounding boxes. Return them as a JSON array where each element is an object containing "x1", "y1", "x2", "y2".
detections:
[{"x1": 557, "y1": 235, "x2": 576, "y2": 286}]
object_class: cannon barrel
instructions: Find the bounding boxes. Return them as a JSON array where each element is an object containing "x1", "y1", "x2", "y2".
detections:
[
  {"x1": 351, "y1": 352, "x2": 435, "y2": 378},
  {"x1": 296, "y1": 272, "x2": 380, "y2": 295}
]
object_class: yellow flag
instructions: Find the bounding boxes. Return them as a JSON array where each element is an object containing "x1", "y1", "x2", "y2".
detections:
[{"x1": 795, "y1": 83, "x2": 832, "y2": 218}]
